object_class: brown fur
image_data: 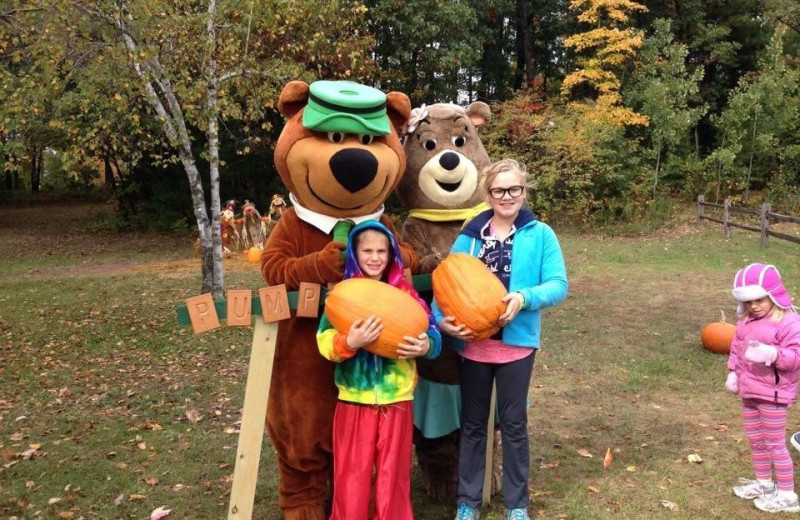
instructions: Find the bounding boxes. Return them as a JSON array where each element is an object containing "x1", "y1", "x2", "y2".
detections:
[
  {"x1": 397, "y1": 102, "x2": 500, "y2": 500},
  {"x1": 260, "y1": 81, "x2": 415, "y2": 519}
]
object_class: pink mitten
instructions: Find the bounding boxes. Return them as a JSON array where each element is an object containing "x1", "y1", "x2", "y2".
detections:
[
  {"x1": 725, "y1": 372, "x2": 739, "y2": 394},
  {"x1": 745, "y1": 343, "x2": 778, "y2": 366}
]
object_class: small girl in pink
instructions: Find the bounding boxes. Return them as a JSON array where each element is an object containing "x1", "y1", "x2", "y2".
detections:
[{"x1": 725, "y1": 263, "x2": 800, "y2": 513}]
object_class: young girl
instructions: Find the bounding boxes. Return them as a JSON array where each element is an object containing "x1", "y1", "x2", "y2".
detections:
[
  {"x1": 434, "y1": 159, "x2": 568, "y2": 520},
  {"x1": 317, "y1": 220, "x2": 442, "y2": 520},
  {"x1": 726, "y1": 263, "x2": 800, "y2": 513}
]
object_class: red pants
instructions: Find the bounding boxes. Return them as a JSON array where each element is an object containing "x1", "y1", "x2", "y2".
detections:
[{"x1": 330, "y1": 401, "x2": 414, "y2": 520}]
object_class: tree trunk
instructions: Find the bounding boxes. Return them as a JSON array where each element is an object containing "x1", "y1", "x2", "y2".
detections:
[
  {"x1": 103, "y1": 155, "x2": 117, "y2": 192},
  {"x1": 744, "y1": 111, "x2": 758, "y2": 203},
  {"x1": 653, "y1": 143, "x2": 662, "y2": 200},
  {"x1": 29, "y1": 146, "x2": 42, "y2": 193},
  {"x1": 513, "y1": 0, "x2": 527, "y2": 90},
  {"x1": 113, "y1": 0, "x2": 222, "y2": 298},
  {"x1": 204, "y1": 0, "x2": 225, "y2": 301}
]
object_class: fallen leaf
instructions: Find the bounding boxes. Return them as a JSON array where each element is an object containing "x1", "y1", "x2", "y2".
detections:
[
  {"x1": 185, "y1": 410, "x2": 202, "y2": 424},
  {"x1": 603, "y1": 447, "x2": 613, "y2": 469},
  {"x1": 687, "y1": 453, "x2": 703, "y2": 463},
  {"x1": 114, "y1": 494, "x2": 124, "y2": 506},
  {"x1": 129, "y1": 494, "x2": 147, "y2": 501},
  {"x1": 144, "y1": 421, "x2": 163, "y2": 431},
  {"x1": 660, "y1": 499, "x2": 679, "y2": 511},
  {"x1": 58, "y1": 512, "x2": 74, "y2": 519},
  {"x1": 48, "y1": 497, "x2": 62, "y2": 505},
  {"x1": 145, "y1": 476, "x2": 159, "y2": 486},
  {"x1": 151, "y1": 506, "x2": 172, "y2": 520},
  {"x1": 576, "y1": 448, "x2": 593, "y2": 458},
  {"x1": 587, "y1": 486, "x2": 599, "y2": 493}
]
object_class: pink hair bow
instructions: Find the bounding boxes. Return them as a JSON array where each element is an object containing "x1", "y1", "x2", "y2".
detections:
[{"x1": 405, "y1": 104, "x2": 429, "y2": 135}]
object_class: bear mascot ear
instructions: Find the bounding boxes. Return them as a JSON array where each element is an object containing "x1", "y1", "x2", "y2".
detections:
[
  {"x1": 277, "y1": 81, "x2": 311, "y2": 118},
  {"x1": 386, "y1": 91, "x2": 411, "y2": 134}
]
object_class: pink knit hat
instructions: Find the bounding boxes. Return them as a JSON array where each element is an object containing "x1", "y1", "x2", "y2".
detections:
[{"x1": 732, "y1": 263, "x2": 795, "y2": 314}]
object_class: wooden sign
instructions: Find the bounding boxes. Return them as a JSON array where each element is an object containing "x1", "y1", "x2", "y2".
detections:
[
  {"x1": 186, "y1": 293, "x2": 221, "y2": 333},
  {"x1": 226, "y1": 290, "x2": 252, "y2": 326}
]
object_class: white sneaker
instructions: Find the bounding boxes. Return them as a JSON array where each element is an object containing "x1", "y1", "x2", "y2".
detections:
[
  {"x1": 733, "y1": 478, "x2": 775, "y2": 500},
  {"x1": 790, "y1": 431, "x2": 800, "y2": 454},
  {"x1": 754, "y1": 490, "x2": 800, "y2": 513}
]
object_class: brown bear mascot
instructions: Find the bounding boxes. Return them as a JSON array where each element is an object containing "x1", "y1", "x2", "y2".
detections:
[
  {"x1": 261, "y1": 80, "x2": 416, "y2": 519},
  {"x1": 395, "y1": 102, "x2": 498, "y2": 500}
]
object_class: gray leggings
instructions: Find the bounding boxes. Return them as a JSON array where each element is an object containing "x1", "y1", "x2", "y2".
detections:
[{"x1": 456, "y1": 351, "x2": 536, "y2": 509}]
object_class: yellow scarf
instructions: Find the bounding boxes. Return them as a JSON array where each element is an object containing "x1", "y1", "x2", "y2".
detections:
[{"x1": 408, "y1": 202, "x2": 490, "y2": 225}]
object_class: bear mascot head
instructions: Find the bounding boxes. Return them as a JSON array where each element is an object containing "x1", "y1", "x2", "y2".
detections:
[
  {"x1": 396, "y1": 102, "x2": 492, "y2": 274},
  {"x1": 260, "y1": 80, "x2": 415, "y2": 519},
  {"x1": 396, "y1": 101, "x2": 498, "y2": 500}
]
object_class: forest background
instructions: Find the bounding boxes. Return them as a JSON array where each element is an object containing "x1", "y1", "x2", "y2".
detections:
[{"x1": 2, "y1": 0, "x2": 799, "y2": 237}]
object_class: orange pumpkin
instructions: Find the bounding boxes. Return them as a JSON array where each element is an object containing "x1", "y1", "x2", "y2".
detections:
[
  {"x1": 432, "y1": 253, "x2": 508, "y2": 340},
  {"x1": 324, "y1": 278, "x2": 429, "y2": 359},
  {"x1": 701, "y1": 310, "x2": 736, "y2": 354},
  {"x1": 246, "y1": 246, "x2": 262, "y2": 263}
]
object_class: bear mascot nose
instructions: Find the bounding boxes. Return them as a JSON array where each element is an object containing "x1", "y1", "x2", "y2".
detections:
[
  {"x1": 439, "y1": 151, "x2": 460, "y2": 171},
  {"x1": 329, "y1": 148, "x2": 379, "y2": 193}
]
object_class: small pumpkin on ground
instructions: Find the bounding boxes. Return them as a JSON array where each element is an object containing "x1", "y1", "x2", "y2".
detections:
[
  {"x1": 432, "y1": 253, "x2": 507, "y2": 340},
  {"x1": 701, "y1": 310, "x2": 736, "y2": 354},
  {"x1": 324, "y1": 278, "x2": 429, "y2": 359},
  {"x1": 246, "y1": 246, "x2": 262, "y2": 263}
]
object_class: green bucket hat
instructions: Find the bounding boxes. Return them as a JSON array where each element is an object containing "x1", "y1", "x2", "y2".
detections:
[{"x1": 302, "y1": 80, "x2": 390, "y2": 136}]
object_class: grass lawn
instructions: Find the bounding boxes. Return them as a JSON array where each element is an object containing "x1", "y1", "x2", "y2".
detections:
[{"x1": 1, "y1": 201, "x2": 799, "y2": 519}]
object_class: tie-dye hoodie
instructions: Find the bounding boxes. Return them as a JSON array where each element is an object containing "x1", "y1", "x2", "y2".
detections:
[{"x1": 317, "y1": 220, "x2": 442, "y2": 405}]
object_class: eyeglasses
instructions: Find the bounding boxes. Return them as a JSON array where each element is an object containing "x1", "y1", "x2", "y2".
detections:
[{"x1": 488, "y1": 185, "x2": 525, "y2": 199}]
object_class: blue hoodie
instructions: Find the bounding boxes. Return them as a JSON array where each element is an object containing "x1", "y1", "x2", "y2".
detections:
[{"x1": 432, "y1": 208, "x2": 568, "y2": 349}]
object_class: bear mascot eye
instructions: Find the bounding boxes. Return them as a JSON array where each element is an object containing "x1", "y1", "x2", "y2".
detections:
[
  {"x1": 452, "y1": 136, "x2": 466, "y2": 147},
  {"x1": 358, "y1": 134, "x2": 374, "y2": 145},
  {"x1": 424, "y1": 139, "x2": 437, "y2": 151},
  {"x1": 327, "y1": 132, "x2": 345, "y2": 144}
]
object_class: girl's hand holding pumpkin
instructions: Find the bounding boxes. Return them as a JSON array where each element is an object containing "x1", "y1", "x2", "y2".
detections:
[
  {"x1": 346, "y1": 315, "x2": 383, "y2": 351},
  {"x1": 498, "y1": 292, "x2": 525, "y2": 325},
  {"x1": 397, "y1": 333, "x2": 430, "y2": 359},
  {"x1": 438, "y1": 316, "x2": 474, "y2": 341}
]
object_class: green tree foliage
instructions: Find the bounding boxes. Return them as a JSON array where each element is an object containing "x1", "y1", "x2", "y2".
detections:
[
  {"x1": 482, "y1": 90, "x2": 647, "y2": 223},
  {"x1": 366, "y1": 0, "x2": 481, "y2": 104},
  {"x1": 708, "y1": 27, "x2": 800, "y2": 212},
  {"x1": 626, "y1": 19, "x2": 706, "y2": 199}
]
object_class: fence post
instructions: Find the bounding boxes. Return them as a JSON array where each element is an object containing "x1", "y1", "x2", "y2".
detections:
[
  {"x1": 760, "y1": 202, "x2": 771, "y2": 248},
  {"x1": 697, "y1": 195, "x2": 705, "y2": 221},
  {"x1": 723, "y1": 199, "x2": 731, "y2": 238}
]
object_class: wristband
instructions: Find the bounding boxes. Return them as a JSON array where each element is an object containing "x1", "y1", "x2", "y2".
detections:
[{"x1": 514, "y1": 291, "x2": 526, "y2": 309}]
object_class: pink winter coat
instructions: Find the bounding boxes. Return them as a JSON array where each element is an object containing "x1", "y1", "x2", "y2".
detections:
[{"x1": 727, "y1": 310, "x2": 800, "y2": 405}]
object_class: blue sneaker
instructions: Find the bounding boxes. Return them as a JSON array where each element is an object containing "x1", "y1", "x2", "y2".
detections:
[
  {"x1": 791, "y1": 431, "x2": 800, "y2": 453},
  {"x1": 505, "y1": 508, "x2": 530, "y2": 520},
  {"x1": 455, "y1": 503, "x2": 480, "y2": 520}
]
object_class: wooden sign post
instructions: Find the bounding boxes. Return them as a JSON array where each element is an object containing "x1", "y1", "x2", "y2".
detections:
[{"x1": 227, "y1": 318, "x2": 277, "y2": 519}]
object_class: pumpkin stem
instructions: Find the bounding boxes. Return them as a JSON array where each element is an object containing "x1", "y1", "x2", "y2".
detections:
[{"x1": 720, "y1": 310, "x2": 727, "y2": 323}]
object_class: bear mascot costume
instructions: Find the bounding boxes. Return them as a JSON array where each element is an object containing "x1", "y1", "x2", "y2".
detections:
[
  {"x1": 260, "y1": 80, "x2": 416, "y2": 519},
  {"x1": 395, "y1": 102, "x2": 500, "y2": 500}
]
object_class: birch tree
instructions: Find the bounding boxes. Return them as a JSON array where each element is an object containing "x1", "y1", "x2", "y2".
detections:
[{"x1": 3, "y1": 0, "x2": 373, "y2": 298}]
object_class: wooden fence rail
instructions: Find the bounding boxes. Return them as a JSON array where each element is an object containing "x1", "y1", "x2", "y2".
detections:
[{"x1": 697, "y1": 195, "x2": 800, "y2": 247}]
